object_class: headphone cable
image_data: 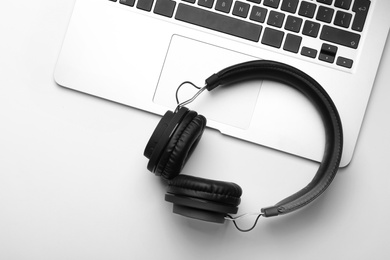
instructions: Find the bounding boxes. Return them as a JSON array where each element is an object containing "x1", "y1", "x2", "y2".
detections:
[{"x1": 225, "y1": 213, "x2": 263, "y2": 232}]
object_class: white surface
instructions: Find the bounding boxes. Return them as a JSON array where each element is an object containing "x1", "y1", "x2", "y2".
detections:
[{"x1": 1, "y1": 1, "x2": 390, "y2": 259}]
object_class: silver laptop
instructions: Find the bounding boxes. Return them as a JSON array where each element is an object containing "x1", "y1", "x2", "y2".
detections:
[{"x1": 54, "y1": 0, "x2": 389, "y2": 167}]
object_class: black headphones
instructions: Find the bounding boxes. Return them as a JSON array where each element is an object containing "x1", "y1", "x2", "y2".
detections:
[{"x1": 144, "y1": 60, "x2": 343, "y2": 230}]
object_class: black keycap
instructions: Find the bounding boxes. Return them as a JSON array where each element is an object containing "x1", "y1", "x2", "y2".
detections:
[
  {"x1": 285, "y1": 15, "x2": 303, "y2": 33},
  {"x1": 319, "y1": 43, "x2": 337, "y2": 63},
  {"x1": 233, "y1": 1, "x2": 250, "y2": 18},
  {"x1": 302, "y1": 21, "x2": 321, "y2": 38},
  {"x1": 263, "y1": 0, "x2": 280, "y2": 8},
  {"x1": 352, "y1": 0, "x2": 371, "y2": 32},
  {"x1": 183, "y1": 0, "x2": 196, "y2": 3},
  {"x1": 215, "y1": 0, "x2": 233, "y2": 13},
  {"x1": 321, "y1": 43, "x2": 338, "y2": 55},
  {"x1": 154, "y1": 0, "x2": 176, "y2": 18},
  {"x1": 301, "y1": 47, "x2": 318, "y2": 58},
  {"x1": 316, "y1": 6, "x2": 334, "y2": 23},
  {"x1": 175, "y1": 3, "x2": 262, "y2": 42},
  {"x1": 281, "y1": 0, "x2": 299, "y2": 14},
  {"x1": 334, "y1": 0, "x2": 352, "y2": 10},
  {"x1": 334, "y1": 11, "x2": 352, "y2": 28},
  {"x1": 250, "y1": 6, "x2": 268, "y2": 23},
  {"x1": 299, "y1": 1, "x2": 316, "y2": 18},
  {"x1": 120, "y1": 0, "x2": 135, "y2": 6},
  {"x1": 261, "y1": 27, "x2": 284, "y2": 48},
  {"x1": 317, "y1": 0, "x2": 332, "y2": 5},
  {"x1": 267, "y1": 11, "x2": 285, "y2": 28},
  {"x1": 320, "y1": 25, "x2": 360, "y2": 49},
  {"x1": 337, "y1": 57, "x2": 353, "y2": 68},
  {"x1": 283, "y1": 34, "x2": 302, "y2": 53},
  {"x1": 137, "y1": 0, "x2": 154, "y2": 11},
  {"x1": 198, "y1": 0, "x2": 215, "y2": 8},
  {"x1": 319, "y1": 53, "x2": 335, "y2": 63}
]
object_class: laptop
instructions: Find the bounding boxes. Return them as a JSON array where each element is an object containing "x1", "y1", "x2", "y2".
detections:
[{"x1": 54, "y1": 0, "x2": 389, "y2": 167}]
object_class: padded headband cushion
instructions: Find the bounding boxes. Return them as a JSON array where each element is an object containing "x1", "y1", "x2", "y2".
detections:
[
  {"x1": 155, "y1": 110, "x2": 207, "y2": 180},
  {"x1": 167, "y1": 174, "x2": 242, "y2": 206}
]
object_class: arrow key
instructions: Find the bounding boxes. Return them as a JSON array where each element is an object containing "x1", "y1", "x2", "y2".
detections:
[
  {"x1": 319, "y1": 43, "x2": 338, "y2": 63},
  {"x1": 301, "y1": 46, "x2": 318, "y2": 59},
  {"x1": 337, "y1": 56, "x2": 354, "y2": 68}
]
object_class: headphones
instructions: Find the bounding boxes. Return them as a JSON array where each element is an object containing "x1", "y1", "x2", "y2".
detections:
[{"x1": 144, "y1": 60, "x2": 343, "y2": 231}]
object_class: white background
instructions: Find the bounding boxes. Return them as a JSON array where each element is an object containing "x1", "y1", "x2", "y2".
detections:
[{"x1": 1, "y1": 1, "x2": 389, "y2": 259}]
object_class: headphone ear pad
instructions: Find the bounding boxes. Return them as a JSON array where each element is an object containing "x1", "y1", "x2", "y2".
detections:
[
  {"x1": 165, "y1": 175, "x2": 242, "y2": 223},
  {"x1": 156, "y1": 112, "x2": 207, "y2": 180},
  {"x1": 168, "y1": 175, "x2": 242, "y2": 206}
]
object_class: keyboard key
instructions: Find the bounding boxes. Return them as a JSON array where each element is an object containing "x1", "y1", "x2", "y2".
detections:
[
  {"x1": 154, "y1": 0, "x2": 176, "y2": 18},
  {"x1": 281, "y1": 0, "x2": 299, "y2": 14},
  {"x1": 137, "y1": 0, "x2": 154, "y2": 11},
  {"x1": 119, "y1": 0, "x2": 135, "y2": 6},
  {"x1": 247, "y1": 0, "x2": 261, "y2": 3},
  {"x1": 334, "y1": 0, "x2": 352, "y2": 10},
  {"x1": 285, "y1": 15, "x2": 302, "y2": 33},
  {"x1": 263, "y1": 0, "x2": 280, "y2": 9},
  {"x1": 299, "y1": 1, "x2": 316, "y2": 18},
  {"x1": 317, "y1": 0, "x2": 332, "y2": 5},
  {"x1": 316, "y1": 6, "x2": 334, "y2": 23},
  {"x1": 302, "y1": 21, "x2": 320, "y2": 37},
  {"x1": 233, "y1": 1, "x2": 250, "y2": 18},
  {"x1": 215, "y1": 0, "x2": 233, "y2": 13},
  {"x1": 175, "y1": 4, "x2": 262, "y2": 42},
  {"x1": 198, "y1": 0, "x2": 215, "y2": 8},
  {"x1": 319, "y1": 43, "x2": 337, "y2": 63},
  {"x1": 250, "y1": 6, "x2": 268, "y2": 23},
  {"x1": 321, "y1": 43, "x2": 338, "y2": 55},
  {"x1": 337, "y1": 56, "x2": 353, "y2": 68},
  {"x1": 183, "y1": 0, "x2": 196, "y2": 3},
  {"x1": 283, "y1": 34, "x2": 302, "y2": 53},
  {"x1": 320, "y1": 25, "x2": 360, "y2": 49},
  {"x1": 352, "y1": 0, "x2": 370, "y2": 32},
  {"x1": 319, "y1": 53, "x2": 335, "y2": 63},
  {"x1": 301, "y1": 47, "x2": 317, "y2": 58},
  {"x1": 267, "y1": 11, "x2": 285, "y2": 28},
  {"x1": 261, "y1": 27, "x2": 284, "y2": 48},
  {"x1": 334, "y1": 11, "x2": 352, "y2": 28}
]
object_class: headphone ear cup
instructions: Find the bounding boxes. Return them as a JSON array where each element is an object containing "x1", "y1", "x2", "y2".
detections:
[
  {"x1": 155, "y1": 112, "x2": 206, "y2": 180},
  {"x1": 165, "y1": 175, "x2": 242, "y2": 223},
  {"x1": 144, "y1": 108, "x2": 188, "y2": 174}
]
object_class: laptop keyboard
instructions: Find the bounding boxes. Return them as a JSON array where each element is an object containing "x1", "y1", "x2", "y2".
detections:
[{"x1": 108, "y1": 0, "x2": 371, "y2": 69}]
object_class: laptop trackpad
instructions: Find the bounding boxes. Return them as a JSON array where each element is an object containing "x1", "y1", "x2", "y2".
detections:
[{"x1": 153, "y1": 35, "x2": 261, "y2": 129}]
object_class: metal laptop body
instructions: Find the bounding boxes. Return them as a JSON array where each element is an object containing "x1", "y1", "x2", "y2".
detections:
[{"x1": 54, "y1": 0, "x2": 390, "y2": 166}]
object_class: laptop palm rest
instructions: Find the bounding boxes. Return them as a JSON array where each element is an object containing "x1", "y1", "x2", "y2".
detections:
[{"x1": 154, "y1": 35, "x2": 261, "y2": 129}]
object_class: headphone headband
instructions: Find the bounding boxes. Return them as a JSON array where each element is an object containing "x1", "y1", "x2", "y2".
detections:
[
  {"x1": 144, "y1": 60, "x2": 343, "y2": 229},
  {"x1": 205, "y1": 60, "x2": 343, "y2": 217}
]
